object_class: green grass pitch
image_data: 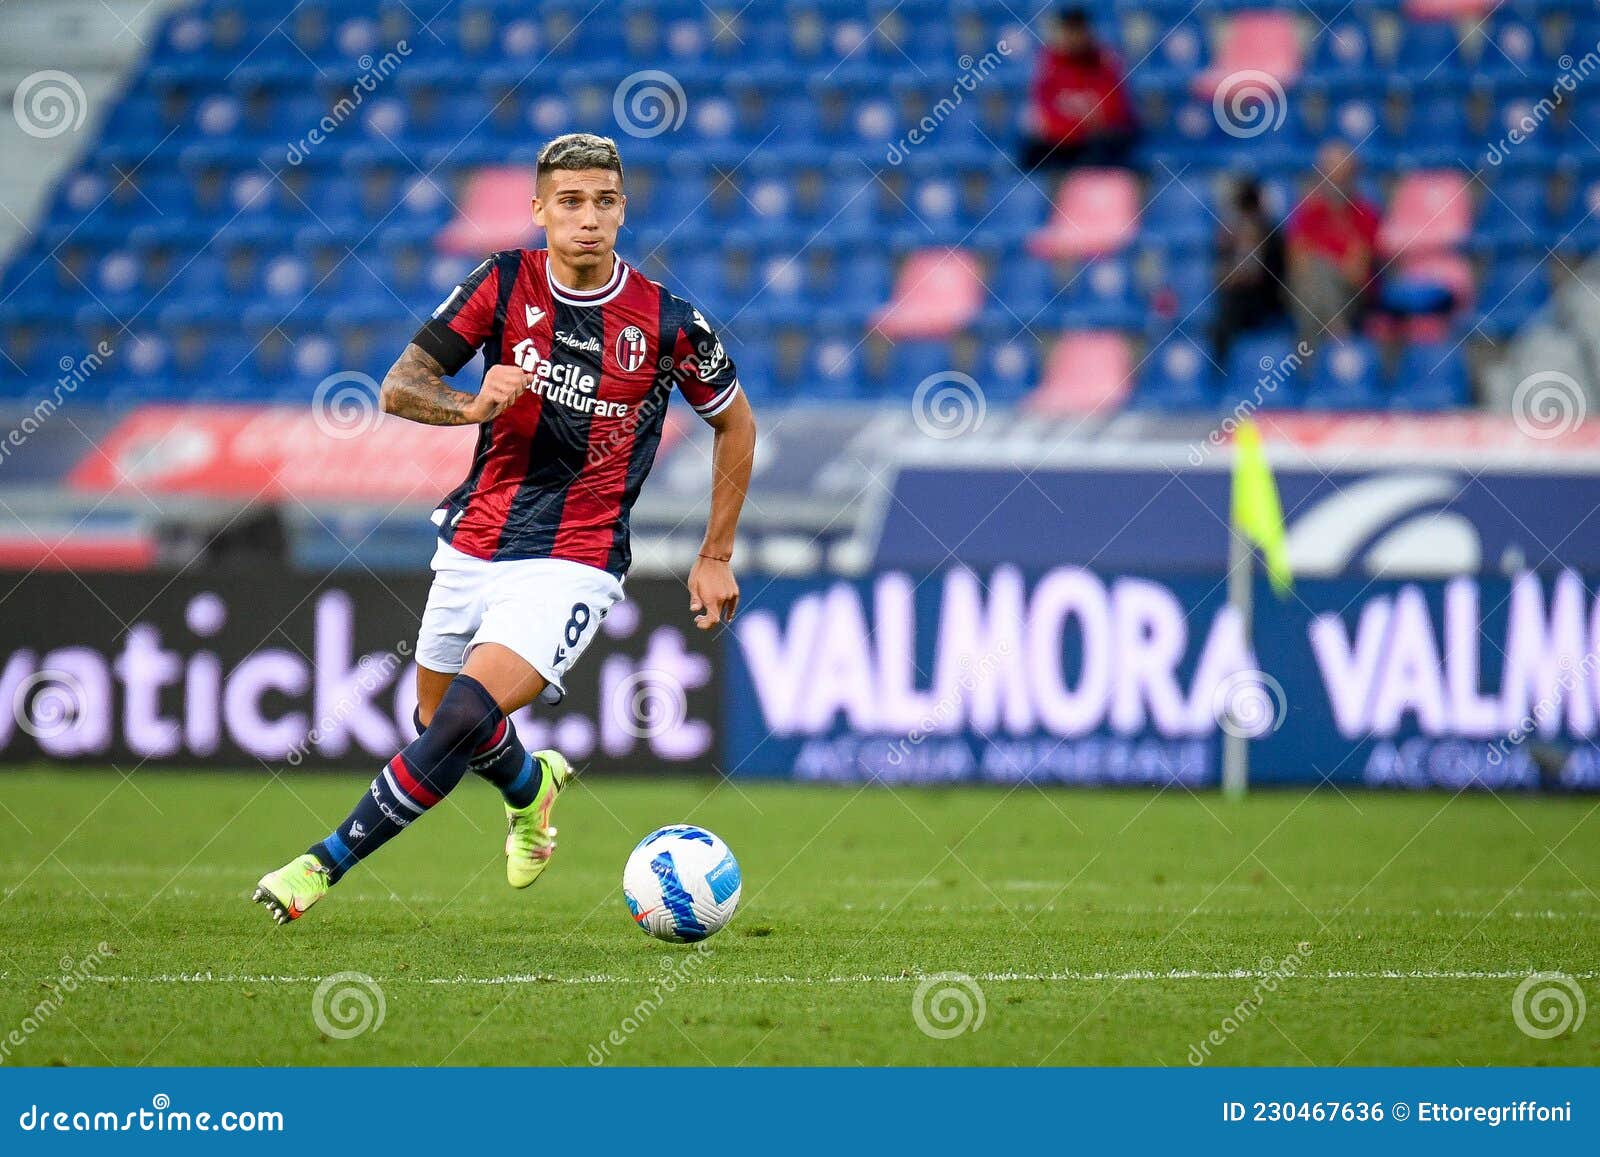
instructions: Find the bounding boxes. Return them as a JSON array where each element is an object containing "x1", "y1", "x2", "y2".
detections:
[{"x1": 0, "y1": 769, "x2": 1595, "y2": 1066}]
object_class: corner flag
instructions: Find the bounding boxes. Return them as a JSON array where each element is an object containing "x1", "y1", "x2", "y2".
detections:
[{"x1": 1230, "y1": 420, "x2": 1292, "y2": 597}]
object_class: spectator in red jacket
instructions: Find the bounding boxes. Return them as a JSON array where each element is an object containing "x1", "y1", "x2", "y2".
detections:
[
  {"x1": 1286, "y1": 142, "x2": 1381, "y2": 342},
  {"x1": 1019, "y1": 8, "x2": 1138, "y2": 173}
]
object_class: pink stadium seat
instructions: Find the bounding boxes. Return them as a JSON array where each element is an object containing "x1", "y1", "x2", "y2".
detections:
[
  {"x1": 1378, "y1": 171, "x2": 1472, "y2": 258},
  {"x1": 1195, "y1": 11, "x2": 1302, "y2": 99},
  {"x1": 1404, "y1": 0, "x2": 1495, "y2": 19},
  {"x1": 436, "y1": 167, "x2": 541, "y2": 255},
  {"x1": 1027, "y1": 170, "x2": 1140, "y2": 261},
  {"x1": 871, "y1": 247, "x2": 983, "y2": 338},
  {"x1": 1023, "y1": 331, "x2": 1132, "y2": 414}
]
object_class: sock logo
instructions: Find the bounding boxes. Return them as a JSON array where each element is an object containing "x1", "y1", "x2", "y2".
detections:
[{"x1": 348, "y1": 820, "x2": 365, "y2": 841}]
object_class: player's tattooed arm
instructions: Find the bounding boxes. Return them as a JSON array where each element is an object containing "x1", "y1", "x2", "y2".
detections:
[
  {"x1": 379, "y1": 344, "x2": 527, "y2": 425},
  {"x1": 379, "y1": 344, "x2": 478, "y2": 425}
]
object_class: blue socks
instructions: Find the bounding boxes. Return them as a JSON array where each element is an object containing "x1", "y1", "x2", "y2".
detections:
[
  {"x1": 418, "y1": 705, "x2": 545, "y2": 810},
  {"x1": 311, "y1": 675, "x2": 504, "y2": 883}
]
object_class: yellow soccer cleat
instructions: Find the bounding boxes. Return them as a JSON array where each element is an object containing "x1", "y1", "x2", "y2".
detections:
[
  {"x1": 252, "y1": 854, "x2": 330, "y2": 925},
  {"x1": 505, "y1": 749, "x2": 571, "y2": 889}
]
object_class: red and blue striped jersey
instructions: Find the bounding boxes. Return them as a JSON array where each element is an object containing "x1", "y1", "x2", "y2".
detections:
[{"x1": 412, "y1": 249, "x2": 741, "y2": 576}]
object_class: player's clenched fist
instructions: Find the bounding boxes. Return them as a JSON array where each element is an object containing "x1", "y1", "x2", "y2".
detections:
[{"x1": 466, "y1": 365, "x2": 532, "y2": 423}]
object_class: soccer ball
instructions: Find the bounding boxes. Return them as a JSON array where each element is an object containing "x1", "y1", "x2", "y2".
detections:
[{"x1": 623, "y1": 824, "x2": 741, "y2": 943}]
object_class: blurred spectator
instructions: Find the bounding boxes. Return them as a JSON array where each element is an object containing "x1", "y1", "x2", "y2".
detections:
[
  {"x1": 1286, "y1": 142, "x2": 1380, "y2": 343},
  {"x1": 1210, "y1": 179, "x2": 1288, "y2": 365},
  {"x1": 1019, "y1": 8, "x2": 1138, "y2": 174}
]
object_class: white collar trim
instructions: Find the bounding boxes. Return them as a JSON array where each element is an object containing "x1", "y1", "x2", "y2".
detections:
[{"x1": 547, "y1": 253, "x2": 628, "y2": 306}]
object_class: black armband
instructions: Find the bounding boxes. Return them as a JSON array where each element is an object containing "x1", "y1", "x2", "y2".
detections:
[{"x1": 411, "y1": 318, "x2": 478, "y2": 376}]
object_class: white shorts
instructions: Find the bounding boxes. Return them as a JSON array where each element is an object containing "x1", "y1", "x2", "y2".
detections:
[{"x1": 415, "y1": 540, "x2": 625, "y2": 705}]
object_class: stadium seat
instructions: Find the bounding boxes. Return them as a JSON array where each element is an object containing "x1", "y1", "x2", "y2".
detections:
[
  {"x1": 1221, "y1": 331, "x2": 1303, "y2": 411},
  {"x1": 1391, "y1": 340, "x2": 1472, "y2": 409},
  {"x1": 1403, "y1": 0, "x2": 1496, "y2": 21},
  {"x1": 436, "y1": 167, "x2": 542, "y2": 255},
  {"x1": 1023, "y1": 331, "x2": 1132, "y2": 414},
  {"x1": 871, "y1": 248, "x2": 983, "y2": 339},
  {"x1": 1194, "y1": 11, "x2": 1301, "y2": 99},
  {"x1": 1131, "y1": 336, "x2": 1217, "y2": 410},
  {"x1": 1378, "y1": 171, "x2": 1473, "y2": 258},
  {"x1": 1307, "y1": 19, "x2": 1378, "y2": 84},
  {"x1": 0, "y1": 0, "x2": 1567, "y2": 416},
  {"x1": 1027, "y1": 170, "x2": 1140, "y2": 261},
  {"x1": 1303, "y1": 338, "x2": 1385, "y2": 410}
]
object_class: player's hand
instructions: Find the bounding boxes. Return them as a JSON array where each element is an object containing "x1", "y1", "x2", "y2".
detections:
[
  {"x1": 466, "y1": 365, "x2": 531, "y2": 423},
  {"x1": 688, "y1": 555, "x2": 739, "y2": 630}
]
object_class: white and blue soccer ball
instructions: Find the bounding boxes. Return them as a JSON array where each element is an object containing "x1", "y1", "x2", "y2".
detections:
[{"x1": 623, "y1": 825, "x2": 741, "y2": 943}]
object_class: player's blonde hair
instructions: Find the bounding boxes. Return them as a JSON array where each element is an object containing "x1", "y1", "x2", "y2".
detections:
[{"x1": 536, "y1": 133, "x2": 624, "y2": 182}]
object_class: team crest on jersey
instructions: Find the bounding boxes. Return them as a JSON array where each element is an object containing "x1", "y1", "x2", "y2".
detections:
[{"x1": 614, "y1": 325, "x2": 648, "y2": 373}]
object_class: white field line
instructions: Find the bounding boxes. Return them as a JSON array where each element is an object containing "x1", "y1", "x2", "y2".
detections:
[{"x1": 23, "y1": 968, "x2": 1598, "y2": 987}]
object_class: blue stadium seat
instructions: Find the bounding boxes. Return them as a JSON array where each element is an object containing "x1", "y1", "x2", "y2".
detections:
[
  {"x1": 1477, "y1": 14, "x2": 1548, "y2": 79},
  {"x1": 1391, "y1": 341, "x2": 1471, "y2": 410},
  {"x1": 1307, "y1": 18, "x2": 1379, "y2": 84},
  {"x1": 0, "y1": 0, "x2": 1565, "y2": 414},
  {"x1": 1132, "y1": 336, "x2": 1217, "y2": 410},
  {"x1": 1220, "y1": 331, "x2": 1302, "y2": 412},
  {"x1": 1394, "y1": 20, "x2": 1466, "y2": 89},
  {"x1": 1304, "y1": 338, "x2": 1385, "y2": 410}
]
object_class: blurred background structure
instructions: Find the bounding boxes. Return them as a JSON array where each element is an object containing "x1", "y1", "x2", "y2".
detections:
[{"x1": 1, "y1": 0, "x2": 1598, "y2": 791}]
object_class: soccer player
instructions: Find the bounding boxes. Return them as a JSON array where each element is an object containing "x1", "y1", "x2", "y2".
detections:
[{"x1": 252, "y1": 133, "x2": 756, "y2": 924}]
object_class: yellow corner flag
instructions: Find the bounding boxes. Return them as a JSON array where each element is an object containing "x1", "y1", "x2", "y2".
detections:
[{"x1": 1230, "y1": 420, "x2": 1293, "y2": 598}]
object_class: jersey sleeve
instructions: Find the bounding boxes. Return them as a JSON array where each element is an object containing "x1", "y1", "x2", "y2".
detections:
[
  {"x1": 671, "y1": 305, "x2": 742, "y2": 420},
  {"x1": 410, "y1": 256, "x2": 501, "y2": 375}
]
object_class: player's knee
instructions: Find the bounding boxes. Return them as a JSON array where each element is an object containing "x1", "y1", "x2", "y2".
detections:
[{"x1": 423, "y1": 675, "x2": 504, "y2": 756}]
